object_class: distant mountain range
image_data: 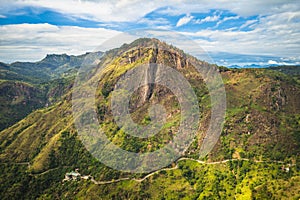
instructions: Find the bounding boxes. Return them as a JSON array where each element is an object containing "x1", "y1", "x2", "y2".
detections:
[
  {"x1": 207, "y1": 51, "x2": 300, "y2": 67},
  {"x1": 228, "y1": 63, "x2": 300, "y2": 69},
  {"x1": 1, "y1": 51, "x2": 300, "y2": 76},
  {"x1": 0, "y1": 51, "x2": 103, "y2": 83}
]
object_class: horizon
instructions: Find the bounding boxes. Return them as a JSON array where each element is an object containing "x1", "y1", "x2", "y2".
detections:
[
  {"x1": 3, "y1": 48, "x2": 300, "y2": 68},
  {"x1": 1, "y1": 36, "x2": 300, "y2": 68}
]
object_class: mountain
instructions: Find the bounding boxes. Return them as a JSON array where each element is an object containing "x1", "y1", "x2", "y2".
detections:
[
  {"x1": 268, "y1": 65, "x2": 300, "y2": 79},
  {"x1": 0, "y1": 51, "x2": 103, "y2": 83},
  {"x1": 0, "y1": 38, "x2": 299, "y2": 199},
  {"x1": 0, "y1": 52, "x2": 103, "y2": 131},
  {"x1": 208, "y1": 51, "x2": 299, "y2": 67},
  {"x1": 228, "y1": 63, "x2": 300, "y2": 69}
]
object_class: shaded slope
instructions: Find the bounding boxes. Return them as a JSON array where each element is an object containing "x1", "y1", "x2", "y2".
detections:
[
  {"x1": 0, "y1": 76, "x2": 75, "y2": 131},
  {"x1": 0, "y1": 80, "x2": 45, "y2": 130}
]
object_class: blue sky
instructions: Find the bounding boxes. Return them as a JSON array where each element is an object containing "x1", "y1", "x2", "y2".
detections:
[{"x1": 0, "y1": 0, "x2": 299, "y2": 66}]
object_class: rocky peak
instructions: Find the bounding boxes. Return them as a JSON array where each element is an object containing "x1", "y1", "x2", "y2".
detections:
[
  {"x1": 114, "y1": 38, "x2": 192, "y2": 70},
  {"x1": 41, "y1": 53, "x2": 71, "y2": 66}
]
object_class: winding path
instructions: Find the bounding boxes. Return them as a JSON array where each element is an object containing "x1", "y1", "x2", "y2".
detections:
[
  {"x1": 74, "y1": 157, "x2": 291, "y2": 185},
  {"x1": 5, "y1": 157, "x2": 292, "y2": 185}
]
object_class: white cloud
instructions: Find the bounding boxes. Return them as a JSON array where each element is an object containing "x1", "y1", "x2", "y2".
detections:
[
  {"x1": 179, "y1": 11, "x2": 300, "y2": 59},
  {"x1": 195, "y1": 15, "x2": 220, "y2": 24},
  {"x1": 0, "y1": 14, "x2": 6, "y2": 18},
  {"x1": 0, "y1": 1, "x2": 300, "y2": 64},
  {"x1": 176, "y1": 14, "x2": 193, "y2": 27},
  {"x1": 239, "y1": 19, "x2": 258, "y2": 29},
  {"x1": 0, "y1": 0, "x2": 168, "y2": 22},
  {"x1": 215, "y1": 16, "x2": 240, "y2": 27},
  {"x1": 268, "y1": 60, "x2": 278, "y2": 65},
  {"x1": 157, "y1": 1, "x2": 300, "y2": 17},
  {"x1": 0, "y1": 23, "x2": 121, "y2": 63},
  {"x1": 138, "y1": 17, "x2": 170, "y2": 26},
  {"x1": 223, "y1": 16, "x2": 240, "y2": 21},
  {"x1": 1, "y1": 0, "x2": 300, "y2": 23},
  {"x1": 268, "y1": 59, "x2": 297, "y2": 65}
]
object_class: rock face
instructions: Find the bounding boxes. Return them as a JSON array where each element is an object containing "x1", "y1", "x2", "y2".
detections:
[
  {"x1": 141, "y1": 64, "x2": 159, "y2": 103},
  {"x1": 117, "y1": 39, "x2": 193, "y2": 106}
]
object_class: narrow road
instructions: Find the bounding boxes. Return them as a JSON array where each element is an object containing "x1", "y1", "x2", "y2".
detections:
[
  {"x1": 6, "y1": 157, "x2": 290, "y2": 185},
  {"x1": 133, "y1": 164, "x2": 178, "y2": 183},
  {"x1": 81, "y1": 157, "x2": 291, "y2": 185}
]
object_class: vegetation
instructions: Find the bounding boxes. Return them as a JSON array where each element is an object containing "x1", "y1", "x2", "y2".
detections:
[{"x1": 0, "y1": 38, "x2": 299, "y2": 199}]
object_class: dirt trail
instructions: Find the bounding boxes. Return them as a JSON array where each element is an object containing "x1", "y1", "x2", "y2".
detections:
[
  {"x1": 82, "y1": 157, "x2": 290, "y2": 185},
  {"x1": 8, "y1": 157, "x2": 290, "y2": 185}
]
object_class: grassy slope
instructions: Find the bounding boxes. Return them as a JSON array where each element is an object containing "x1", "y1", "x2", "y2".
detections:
[{"x1": 210, "y1": 68, "x2": 300, "y2": 162}]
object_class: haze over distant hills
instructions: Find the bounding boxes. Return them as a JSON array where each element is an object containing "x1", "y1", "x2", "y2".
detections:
[
  {"x1": 2, "y1": 50, "x2": 299, "y2": 72},
  {"x1": 208, "y1": 52, "x2": 300, "y2": 68}
]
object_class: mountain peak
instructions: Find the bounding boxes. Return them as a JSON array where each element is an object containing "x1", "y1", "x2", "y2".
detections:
[
  {"x1": 128, "y1": 37, "x2": 161, "y2": 46},
  {"x1": 45, "y1": 53, "x2": 69, "y2": 58},
  {"x1": 125, "y1": 38, "x2": 180, "y2": 51},
  {"x1": 100, "y1": 37, "x2": 194, "y2": 72}
]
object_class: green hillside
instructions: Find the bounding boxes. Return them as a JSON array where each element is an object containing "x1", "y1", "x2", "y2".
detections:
[
  {"x1": 0, "y1": 52, "x2": 102, "y2": 130},
  {"x1": 0, "y1": 38, "x2": 299, "y2": 199}
]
